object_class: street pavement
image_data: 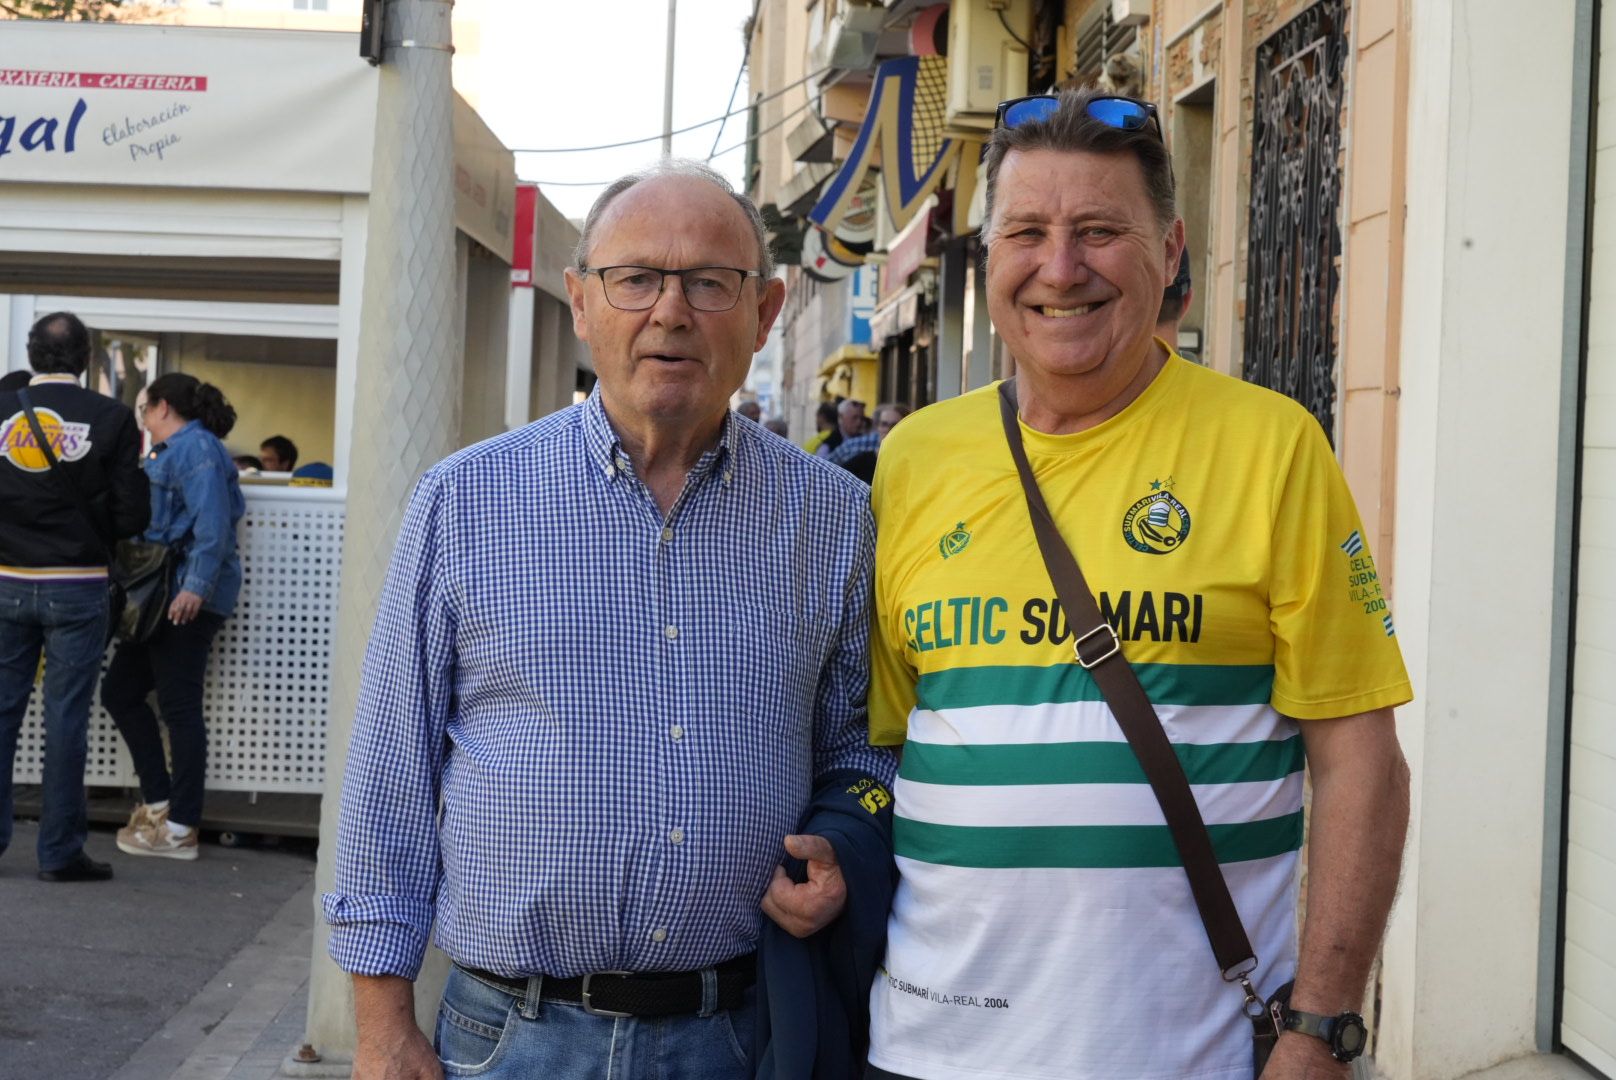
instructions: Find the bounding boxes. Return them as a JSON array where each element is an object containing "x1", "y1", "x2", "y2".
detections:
[{"x1": 0, "y1": 817, "x2": 316, "y2": 1080}]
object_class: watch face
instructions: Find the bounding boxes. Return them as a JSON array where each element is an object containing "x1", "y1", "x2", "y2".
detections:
[{"x1": 1334, "y1": 1015, "x2": 1367, "y2": 1060}]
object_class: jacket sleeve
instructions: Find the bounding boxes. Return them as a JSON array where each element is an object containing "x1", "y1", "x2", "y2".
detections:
[
  {"x1": 108, "y1": 407, "x2": 151, "y2": 541},
  {"x1": 174, "y1": 452, "x2": 234, "y2": 599}
]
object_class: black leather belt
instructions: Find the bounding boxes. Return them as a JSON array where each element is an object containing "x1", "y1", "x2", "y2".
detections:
[{"x1": 456, "y1": 952, "x2": 755, "y2": 1018}]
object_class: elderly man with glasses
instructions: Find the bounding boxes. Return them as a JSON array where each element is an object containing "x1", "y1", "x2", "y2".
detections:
[
  {"x1": 326, "y1": 160, "x2": 896, "y2": 1079},
  {"x1": 862, "y1": 88, "x2": 1412, "y2": 1080}
]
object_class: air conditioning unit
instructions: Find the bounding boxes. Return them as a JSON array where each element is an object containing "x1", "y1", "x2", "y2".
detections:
[{"x1": 946, "y1": 0, "x2": 1033, "y2": 134}]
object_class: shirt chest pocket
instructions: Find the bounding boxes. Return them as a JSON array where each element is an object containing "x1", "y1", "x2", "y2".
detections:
[{"x1": 707, "y1": 604, "x2": 835, "y2": 739}]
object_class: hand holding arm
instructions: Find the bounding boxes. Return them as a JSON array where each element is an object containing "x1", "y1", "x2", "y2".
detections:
[{"x1": 760, "y1": 833, "x2": 847, "y2": 938}]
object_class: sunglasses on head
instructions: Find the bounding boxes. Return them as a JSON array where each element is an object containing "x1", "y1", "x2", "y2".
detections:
[{"x1": 994, "y1": 94, "x2": 1163, "y2": 141}]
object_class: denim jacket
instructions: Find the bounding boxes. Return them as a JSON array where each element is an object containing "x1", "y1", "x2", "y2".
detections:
[{"x1": 144, "y1": 420, "x2": 246, "y2": 617}]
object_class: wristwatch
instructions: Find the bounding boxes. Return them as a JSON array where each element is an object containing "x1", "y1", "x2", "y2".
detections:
[{"x1": 1281, "y1": 1005, "x2": 1367, "y2": 1062}]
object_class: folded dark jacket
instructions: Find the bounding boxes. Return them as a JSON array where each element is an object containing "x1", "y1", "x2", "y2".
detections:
[{"x1": 754, "y1": 768, "x2": 897, "y2": 1080}]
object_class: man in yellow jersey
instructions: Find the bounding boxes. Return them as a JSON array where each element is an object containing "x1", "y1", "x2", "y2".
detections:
[{"x1": 863, "y1": 88, "x2": 1412, "y2": 1080}]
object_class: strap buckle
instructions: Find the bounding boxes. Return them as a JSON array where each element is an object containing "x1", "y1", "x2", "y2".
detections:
[
  {"x1": 1073, "y1": 622, "x2": 1122, "y2": 669},
  {"x1": 580, "y1": 971, "x2": 634, "y2": 1018}
]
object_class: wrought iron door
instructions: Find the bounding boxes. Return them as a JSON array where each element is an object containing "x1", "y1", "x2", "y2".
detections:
[{"x1": 1242, "y1": 0, "x2": 1347, "y2": 440}]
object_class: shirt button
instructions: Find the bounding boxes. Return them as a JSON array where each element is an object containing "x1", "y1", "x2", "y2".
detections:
[
  {"x1": 721, "y1": 471, "x2": 733, "y2": 485},
  {"x1": 651, "y1": 928, "x2": 668, "y2": 943},
  {"x1": 669, "y1": 827, "x2": 685, "y2": 845},
  {"x1": 660, "y1": 527, "x2": 674, "y2": 542},
  {"x1": 670, "y1": 724, "x2": 684, "y2": 741},
  {"x1": 664, "y1": 625, "x2": 678, "y2": 641}
]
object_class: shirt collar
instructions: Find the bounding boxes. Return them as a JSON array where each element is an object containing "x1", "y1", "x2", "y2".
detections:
[
  {"x1": 581, "y1": 384, "x2": 739, "y2": 487},
  {"x1": 29, "y1": 373, "x2": 79, "y2": 386}
]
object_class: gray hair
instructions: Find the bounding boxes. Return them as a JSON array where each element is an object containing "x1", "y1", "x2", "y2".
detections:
[
  {"x1": 983, "y1": 87, "x2": 1177, "y2": 235},
  {"x1": 572, "y1": 159, "x2": 774, "y2": 278}
]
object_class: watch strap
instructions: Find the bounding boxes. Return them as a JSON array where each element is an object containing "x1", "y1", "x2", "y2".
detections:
[{"x1": 1282, "y1": 1007, "x2": 1335, "y2": 1041}]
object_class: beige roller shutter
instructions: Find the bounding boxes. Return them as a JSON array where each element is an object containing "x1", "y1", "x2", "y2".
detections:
[{"x1": 1564, "y1": 11, "x2": 1616, "y2": 1074}]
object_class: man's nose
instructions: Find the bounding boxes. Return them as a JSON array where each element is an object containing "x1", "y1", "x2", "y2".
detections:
[
  {"x1": 1037, "y1": 235, "x2": 1093, "y2": 286},
  {"x1": 648, "y1": 273, "x2": 696, "y2": 327}
]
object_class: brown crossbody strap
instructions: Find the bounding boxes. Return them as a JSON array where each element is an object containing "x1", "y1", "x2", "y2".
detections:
[{"x1": 996, "y1": 378, "x2": 1260, "y2": 986}]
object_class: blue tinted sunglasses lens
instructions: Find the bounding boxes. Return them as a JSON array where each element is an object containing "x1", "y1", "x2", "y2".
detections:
[
  {"x1": 1002, "y1": 97, "x2": 1062, "y2": 128},
  {"x1": 1086, "y1": 98, "x2": 1152, "y2": 131}
]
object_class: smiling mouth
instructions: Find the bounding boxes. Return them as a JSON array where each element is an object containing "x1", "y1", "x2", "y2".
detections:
[{"x1": 1038, "y1": 301, "x2": 1106, "y2": 318}]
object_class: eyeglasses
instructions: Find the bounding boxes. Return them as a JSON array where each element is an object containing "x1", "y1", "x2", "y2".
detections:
[
  {"x1": 582, "y1": 265, "x2": 763, "y2": 313},
  {"x1": 994, "y1": 94, "x2": 1163, "y2": 142}
]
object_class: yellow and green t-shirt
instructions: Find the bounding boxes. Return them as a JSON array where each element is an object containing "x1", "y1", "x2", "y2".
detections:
[{"x1": 864, "y1": 355, "x2": 1412, "y2": 1080}]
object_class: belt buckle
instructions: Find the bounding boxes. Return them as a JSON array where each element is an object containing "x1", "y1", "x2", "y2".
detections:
[{"x1": 580, "y1": 971, "x2": 634, "y2": 1018}]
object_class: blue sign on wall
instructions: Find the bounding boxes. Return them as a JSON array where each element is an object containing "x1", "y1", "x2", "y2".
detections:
[{"x1": 847, "y1": 267, "x2": 876, "y2": 347}]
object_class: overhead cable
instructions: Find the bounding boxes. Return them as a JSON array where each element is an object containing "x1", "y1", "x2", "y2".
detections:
[
  {"x1": 707, "y1": 0, "x2": 766, "y2": 162},
  {"x1": 512, "y1": 65, "x2": 828, "y2": 155},
  {"x1": 527, "y1": 94, "x2": 823, "y2": 189}
]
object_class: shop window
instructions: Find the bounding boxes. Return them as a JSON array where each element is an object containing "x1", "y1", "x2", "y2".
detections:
[{"x1": 93, "y1": 328, "x2": 338, "y2": 481}]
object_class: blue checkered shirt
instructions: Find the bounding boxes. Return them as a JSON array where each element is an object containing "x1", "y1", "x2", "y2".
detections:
[
  {"x1": 827, "y1": 430, "x2": 881, "y2": 466},
  {"x1": 323, "y1": 389, "x2": 895, "y2": 980}
]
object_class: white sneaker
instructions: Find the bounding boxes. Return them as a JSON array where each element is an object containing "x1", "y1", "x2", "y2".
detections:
[{"x1": 116, "y1": 820, "x2": 199, "y2": 861}]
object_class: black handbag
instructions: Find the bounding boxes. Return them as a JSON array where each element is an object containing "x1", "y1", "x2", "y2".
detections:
[
  {"x1": 996, "y1": 380, "x2": 1294, "y2": 1077},
  {"x1": 17, "y1": 389, "x2": 174, "y2": 645},
  {"x1": 110, "y1": 539, "x2": 177, "y2": 643}
]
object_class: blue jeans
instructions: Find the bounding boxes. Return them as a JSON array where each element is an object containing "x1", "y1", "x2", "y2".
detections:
[
  {"x1": 434, "y1": 966, "x2": 755, "y2": 1080},
  {"x1": 0, "y1": 577, "x2": 109, "y2": 871}
]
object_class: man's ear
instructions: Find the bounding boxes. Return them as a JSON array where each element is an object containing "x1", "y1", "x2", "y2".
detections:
[
  {"x1": 1164, "y1": 218, "x2": 1186, "y2": 288},
  {"x1": 564, "y1": 267, "x2": 590, "y2": 343},
  {"x1": 754, "y1": 276, "x2": 787, "y2": 352}
]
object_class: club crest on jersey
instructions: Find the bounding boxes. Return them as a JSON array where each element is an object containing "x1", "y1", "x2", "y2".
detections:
[
  {"x1": 1122, "y1": 482, "x2": 1190, "y2": 554},
  {"x1": 938, "y1": 521, "x2": 972, "y2": 559},
  {"x1": 1, "y1": 408, "x2": 93, "y2": 472}
]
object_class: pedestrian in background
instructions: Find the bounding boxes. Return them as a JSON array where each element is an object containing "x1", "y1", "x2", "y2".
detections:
[
  {"x1": 815, "y1": 397, "x2": 865, "y2": 459},
  {"x1": 802, "y1": 399, "x2": 838, "y2": 455},
  {"x1": 104, "y1": 372, "x2": 244, "y2": 862},
  {"x1": 327, "y1": 159, "x2": 895, "y2": 1080},
  {"x1": 0, "y1": 312, "x2": 148, "y2": 883},
  {"x1": 834, "y1": 402, "x2": 909, "y2": 484}
]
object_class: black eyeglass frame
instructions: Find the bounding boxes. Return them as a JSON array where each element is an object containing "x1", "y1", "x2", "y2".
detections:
[
  {"x1": 580, "y1": 264, "x2": 765, "y2": 313},
  {"x1": 993, "y1": 94, "x2": 1165, "y2": 143}
]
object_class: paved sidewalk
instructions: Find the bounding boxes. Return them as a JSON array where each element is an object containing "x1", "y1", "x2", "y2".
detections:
[
  {"x1": 0, "y1": 819, "x2": 315, "y2": 1080},
  {"x1": 113, "y1": 880, "x2": 315, "y2": 1080}
]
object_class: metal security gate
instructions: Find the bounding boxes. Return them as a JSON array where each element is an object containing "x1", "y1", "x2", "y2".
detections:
[{"x1": 1241, "y1": 0, "x2": 1347, "y2": 440}]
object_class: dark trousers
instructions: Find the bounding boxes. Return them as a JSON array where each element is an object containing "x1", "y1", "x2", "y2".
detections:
[
  {"x1": 101, "y1": 611, "x2": 223, "y2": 829},
  {"x1": 0, "y1": 577, "x2": 109, "y2": 870},
  {"x1": 865, "y1": 1069, "x2": 918, "y2": 1080}
]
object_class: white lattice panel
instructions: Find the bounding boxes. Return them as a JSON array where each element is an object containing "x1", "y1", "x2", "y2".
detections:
[{"x1": 11, "y1": 495, "x2": 344, "y2": 794}]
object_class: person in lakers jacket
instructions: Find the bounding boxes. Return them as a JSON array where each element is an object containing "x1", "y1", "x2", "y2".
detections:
[{"x1": 0, "y1": 312, "x2": 148, "y2": 882}]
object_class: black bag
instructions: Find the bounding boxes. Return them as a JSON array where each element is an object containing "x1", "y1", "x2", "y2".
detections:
[
  {"x1": 111, "y1": 539, "x2": 177, "y2": 644},
  {"x1": 17, "y1": 388, "x2": 173, "y2": 645},
  {"x1": 997, "y1": 380, "x2": 1295, "y2": 1077}
]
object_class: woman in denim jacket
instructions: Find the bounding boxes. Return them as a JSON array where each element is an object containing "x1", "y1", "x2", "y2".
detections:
[{"x1": 103, "y1": 373, "x2": 244, "y2": 861}]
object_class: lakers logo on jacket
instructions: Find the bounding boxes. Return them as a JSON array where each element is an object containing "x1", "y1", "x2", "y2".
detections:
[{"x1": 0, "y1": 408, "x2": 93, "y2": 472}]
